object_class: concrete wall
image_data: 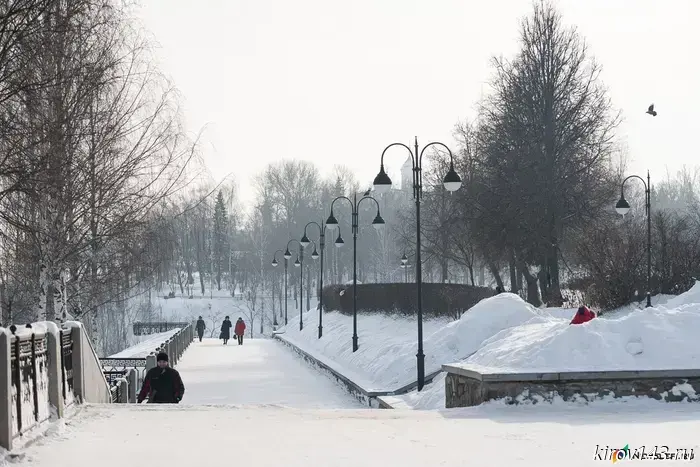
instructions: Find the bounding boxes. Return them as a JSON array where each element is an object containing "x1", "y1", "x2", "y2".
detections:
[
  {"x1": 71, "y1": 323, "x2": 111, "y2": 404},
  {"x1": 443, "y1": 365, "x2": 700, "y2": 408}
]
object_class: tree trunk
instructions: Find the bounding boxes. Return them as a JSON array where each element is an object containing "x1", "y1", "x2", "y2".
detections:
[
  {"x1": 509, "y1": 250, "x2": 519, "y2": 294},
  {"x1": 538, "y1": 262, "x2": 550, "y2": 305},
  {"x1": 547, "y1": 246, "x2": 564, "y2": 306},
  {"x1": 259, "y1": 296, "x2": 264, "y2": 335},
  {"x1": 518, "y1": 260, "x2": 542, "y2": 307},
  {"x1": 487, "y1": 260, "x2": 504, "y2": 291}
]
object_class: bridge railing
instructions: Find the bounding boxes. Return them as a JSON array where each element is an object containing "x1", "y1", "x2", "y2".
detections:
[
  {"x1": 1, "y1": 321, "x2": 113, "y2": 452},
  {"x1": 99, "y1": 322, "x2": 195, "y2": 404},
  {"x1": 132, "y1": 321, "x2": 191, "y2": 336}
]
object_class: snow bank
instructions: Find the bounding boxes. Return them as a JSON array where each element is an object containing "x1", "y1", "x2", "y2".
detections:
[
  {"x1": 394, "y1": 283, "x2": 700, "y2": 409},
  {"x1": 663, "y1": 281, "x2": 700, "y2": 309},
  {"x1": 279, "y1": 293, "x2": 546, "y2": 389},
  {"x1": 463, "y1": 284, "x2": 700, "y2": 373}
]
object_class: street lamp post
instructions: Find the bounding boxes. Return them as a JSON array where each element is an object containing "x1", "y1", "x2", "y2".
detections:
[
  {"x1": 284, "y1": 239, "x2": 304, "y2": 330},
  {"x1": 270, "y1": 249, "x2": 285, "y2": 327},
  {"x1": 301, "y1": 221, "x2": 326, "y2": 338},
  {"x1": 400, "y1": 251, "x2": 409, "y2": 283},
  {"x1": 271, "y1": 248, "x2": 294, "y2": 325},
  {"x1": 615, "y1": 170, "x2": 653, "y2": 308},
  {"x1": 372, "y1": 137, "x2": 462, "y2": 391},
  {"x1": 325, "y1": 193, "x2": 385, "y2": 352}
]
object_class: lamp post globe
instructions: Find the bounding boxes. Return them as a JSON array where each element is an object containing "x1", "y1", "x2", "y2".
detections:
[
  {"x1": 372, "y1": 166, "x2": 392, "y2": 194},
  {"x1": 325, "y1": 213, "x2": 339, "y2": 230},
  {"x1": 443, "y1": 165, "x2": 462, "y2": 192},
  {"x1": 372, "y1": 215, "x2": 385, "y2": 230},
  {"x1": 615, "y1": 197, "x2": 631, "y2": 216},
  {"x1": 283, "y1": 249, "x2": 292, "y2": 260}
]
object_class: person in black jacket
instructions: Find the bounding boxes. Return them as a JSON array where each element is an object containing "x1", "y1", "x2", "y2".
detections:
[
  {"x1": 195, "y1": 316, "x2": 206, "y2": 342},
  {"x1": 220, "y1": 316, "x2": 232, "y2": 345},
  {"x1": 137, "y1": 352, "x2": 185, "y2": 404}
]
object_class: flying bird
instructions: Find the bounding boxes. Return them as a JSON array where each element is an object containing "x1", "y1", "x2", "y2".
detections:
[
  {"x1": 646, "y1": 104, "x2": 657, "y2": 116},
  {"x1": 363, "y1": 188, "x2": 371, "y2": 196}
]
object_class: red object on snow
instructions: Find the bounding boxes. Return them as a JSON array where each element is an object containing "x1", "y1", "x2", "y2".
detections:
[
  {"x1": 234, "y1": 319, "x2": 246, "y2": 336},
  {"x1": 570, "y1": 306, "x2": 596, "y2": 325}
]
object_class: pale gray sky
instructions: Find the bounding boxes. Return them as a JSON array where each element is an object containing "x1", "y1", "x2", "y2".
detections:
[{"x1": 138, "y1": 0, "x2": 699, "y2": 207}]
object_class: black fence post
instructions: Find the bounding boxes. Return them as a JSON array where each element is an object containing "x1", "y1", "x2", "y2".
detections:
[
  {"x1": 12, "y1": 336, "x2": 21, "y2": 434},
  {"x1": 59, "y1": 329, "x2": 66, "y2": 400},
  {"x1": 30, "y1": 334, "x2": 39, "y2": 423}
]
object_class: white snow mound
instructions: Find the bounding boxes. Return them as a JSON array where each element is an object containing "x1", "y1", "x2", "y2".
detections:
[
  {"x1": 663, "y1": 281, "x2": 700, "y2": 309},
  {"x1": 463, "y1": 283, "x2": 700, "y2": 373},
  {"x1": 424, "y1": 293, "x2": 552, "y2": 369}
]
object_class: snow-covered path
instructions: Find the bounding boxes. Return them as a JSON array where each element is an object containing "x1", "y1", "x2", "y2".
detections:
[
  {"x1": 16, "y1": 403, "x2": 700, "y2": 466},
  {"x1": 174, "y1": 337, "x2": 362, "y2": 407}
]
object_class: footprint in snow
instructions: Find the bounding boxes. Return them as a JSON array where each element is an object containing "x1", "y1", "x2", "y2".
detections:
[{"x1": 626, "y1": 338, "x2": 643, "y2": 356}]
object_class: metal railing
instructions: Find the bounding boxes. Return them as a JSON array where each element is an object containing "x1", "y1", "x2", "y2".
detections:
[
  {"x1": 132, "y1": 321, "x2": 190, "y2": 336},
  {"x1": 100, "y1": 358, "x2": 147, "y2": 387},
  {"x1": 9, "y1": 329, "x2": 51, "y2": 438}
]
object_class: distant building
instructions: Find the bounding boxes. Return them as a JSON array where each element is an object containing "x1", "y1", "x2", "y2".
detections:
[{"x1": 401, "y1": 156, "x2": 413, "y2": 192}]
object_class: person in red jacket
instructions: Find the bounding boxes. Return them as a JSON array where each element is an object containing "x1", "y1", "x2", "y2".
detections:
[
  {"x1": 570, "y1": 305, "x2": 596, "y2": 325},
  {"x1": 234, "y1": 317, "x2": 246, "y2": 345}
]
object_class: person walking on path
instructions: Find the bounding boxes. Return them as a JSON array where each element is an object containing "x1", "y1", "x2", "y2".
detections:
[
  {"x1": 137, "y1": 352, "x2": 185, "y2": 404},
  {"x1": 195, "y1": 316, "x2": 206, "y2": 342},
  {"x1": 234, "y1": 317, "x2": 246, "y2": 345},
  {"x1": 220, "y1": 316, "x2": 232, "y2": 345}
]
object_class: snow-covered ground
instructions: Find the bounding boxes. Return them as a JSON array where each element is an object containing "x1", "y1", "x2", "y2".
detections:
[
  {"x1": 175, "y1": 338, "x2": 362, "y2": 407},
  {"x1": 278, "y1": 282, "x2": 700, "y2": 410},
  {"x1": 108, "y1": 329, "x2": 181, "y2": 358},
  {"x1": 13, "y1": 402, "x2": 700, "y2": 466}
]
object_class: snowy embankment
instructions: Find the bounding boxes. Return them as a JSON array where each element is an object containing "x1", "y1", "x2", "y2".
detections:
[
  {"x1": 108, "y1": 329, "x2": 180, "y2": 358},
  {"x1": 280, "y1": 282, "x2": 700, "y2": 410},
  {"x1": 279, "y1": 312, "x2": 453, "y2": 390}
]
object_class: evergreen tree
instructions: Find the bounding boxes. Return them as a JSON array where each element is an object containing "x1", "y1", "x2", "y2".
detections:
[{"x1": 213, "y1": 191, "x2": 228, "y2": 290}]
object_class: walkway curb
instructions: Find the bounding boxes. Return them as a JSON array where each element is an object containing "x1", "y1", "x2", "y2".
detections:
[{"x1": 271, "y1": 332, "x2": 442, "y2": 409}]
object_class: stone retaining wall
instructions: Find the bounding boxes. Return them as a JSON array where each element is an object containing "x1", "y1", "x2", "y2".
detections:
[{"x1": 442, "y1": 365, "x2": 700, "y2": 408}]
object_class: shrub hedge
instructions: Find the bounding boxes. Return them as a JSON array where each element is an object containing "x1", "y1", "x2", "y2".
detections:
[{"x1": 320, "y1": 283, "x2": 496, "y2": 319}]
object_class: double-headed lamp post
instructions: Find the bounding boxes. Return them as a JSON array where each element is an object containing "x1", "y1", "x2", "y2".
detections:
[
  {"x1": 301, "y1": 221, "x2": 326, "y2": 338},
  {"x1": 615, "y1": 170, "x2": 653, "y2": 308},
  {"x1": 372, "y1": 137, "x2": 462, "y2": 391},
  {"x1": 283, "y1": 238, "x2": 313, "y2": 330},
  {"x1": 271, "y1": 248, "x2": 295, "y2": 325},
  {"x1": 325, "y1": 193, "x2": 385, "y2": 352},
  {"x1": 299, "y1": 239, "x2": 319, "y2": 331},
  {"x1": 270, "y1": 248, "x2": 286, "y2": 326}
]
